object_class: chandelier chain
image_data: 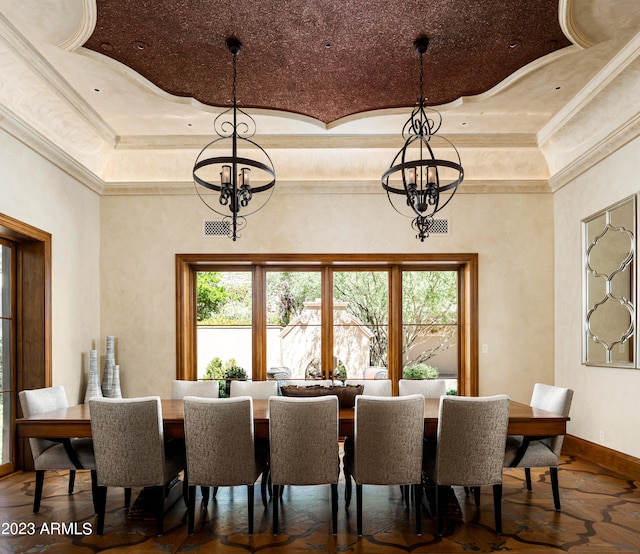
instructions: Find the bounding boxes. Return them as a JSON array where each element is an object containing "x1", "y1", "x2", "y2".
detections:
[
  {"x1": 232, "y1": 49, "x2": 238, "y2": 106},
  {"x1": 419, "y1": 48, "x2": 424, "y2": 103}
]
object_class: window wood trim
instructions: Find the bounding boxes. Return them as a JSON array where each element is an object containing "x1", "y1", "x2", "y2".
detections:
[
  {"x1": 175, "y1": 253, "x2": 478, "y2": 395},
  {"x1": 0, "y1": 213, "x2": 52, "y2": 471}
]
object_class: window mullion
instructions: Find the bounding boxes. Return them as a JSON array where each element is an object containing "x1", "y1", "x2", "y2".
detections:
[
  {"x1": 321, "y1": 267, "x2": 333, "y2": 380},
  {"x1": 252, "y1": 265, "x2": 266, "y2": 380},
  {"x1": 388, "y1": 266, "x2": 402, "y2": 395}
]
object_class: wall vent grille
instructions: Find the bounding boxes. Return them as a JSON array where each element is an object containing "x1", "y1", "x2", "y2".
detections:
[
  {"x1": 428, "y1": 218, "x2": 449, "y2": 235},
  {"x1": 203, "y1": 220, "x2": 230, "y2": 238}
]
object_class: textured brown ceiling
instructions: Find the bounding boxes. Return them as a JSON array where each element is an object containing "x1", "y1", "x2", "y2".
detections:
[{"x1": 84, "y1": 0, "x2": 571, "y2": 124}]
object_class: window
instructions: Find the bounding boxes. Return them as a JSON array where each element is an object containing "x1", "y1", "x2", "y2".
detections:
[{"x1": 177, "y1": 254, "x2": 478, "y2": 395}]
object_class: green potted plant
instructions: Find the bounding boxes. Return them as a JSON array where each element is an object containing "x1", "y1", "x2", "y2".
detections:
[
  {"x1": 223, "y1": 358, "x2": 247, "y2": 397},
  {"x1": 402, "y1": 363, "x2": 439, "y2": 380}
]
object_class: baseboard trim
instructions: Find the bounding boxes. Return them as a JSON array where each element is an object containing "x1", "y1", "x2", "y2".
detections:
[{"x1": 563, "y1": 434, "x2": 640, "y2": 480}]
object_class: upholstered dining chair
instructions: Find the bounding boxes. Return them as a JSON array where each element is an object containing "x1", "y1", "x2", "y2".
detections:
[
  {"x1": 423, "y1": 394, "x2": 510, "y2": 536},
  {"x1": 171, "y1": 379, "x2": 218, "y2": 505},
  {"x1": 268, "y1": 396, "x2": 340, "y2": 535},
  {"x1": 504, "y1": 383, "x2": 574, "y2": 510},
  {"x1": 89, "y1": 396, "x2": 186, "y2": 536},
  {"x1": 344, "y1": 379, "x2": 392, "y2": 396},
  {"x1": 229, "y1": 380, "x2": 278, "y2": 399},
  {"x1": 398, "y1": 378, "x2": 447, "y2": 398},
  {"x1": 171, "y1": 379, "x2": 219, "y2": 400},
  {"x1": 183, "y1": 396, "x2": 269, "y2": 534},
  {"x1": 343, "y1": 394, "x2": 425, "y2": 536},
  {"x1": 19, "y1": 386, "x2": 96, "y2": 513}
]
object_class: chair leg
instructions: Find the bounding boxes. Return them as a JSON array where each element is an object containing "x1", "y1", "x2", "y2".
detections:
[
  {"x1": 68, "y1": 470, "x2": 76, "y2": 494},
  {"x1": 436, "y1": 485, "x2": 449, "y2": 537},
  {"x1": 124, "y1": 487, "x2": 132, "y2": 509},
  {"x1": 33, "y1": 470, "x2": 45, "y2": 513},
  {"x1": 212, "y1": 486, "x2": 219, "y2": 500},
  {"x1": 414, "y1": 483, "x2": 422, "y2": 536},
  {"x1": 525, "y1": 467, "x2": 532, "y2": 491},
  {"x1": 182, "y1": 469, "x2": 189, "y2": 505},
  {"x1": 331, "y1": 483, "x2": 338, "y2": 535},
  {"x1": 248, "y1": 484, "x2": 255, "y2": 535},
  {"x1": 187, "y1": 485, "x2": 196, "y2": 535},
  {"x1": 403, "y1": 485, "x2": 410, "y2": 508},
  {"x1": 201, "y1": 486, "x2": 210, "y2": 507},
  {"x1": 356, "y1": 484, "x2": 363, "y2": 536},
  {"x1": 493, "y1": 483, "x2": 503, "y2": 535},
  {"x1": 550, "y1": 466, "x2": 561, "y2": 511},
  {"x1": 260, "y1": 466, "x2": 269, "y2": 507},
  {"x1": 473, "y1": 486, "x2": 481, "y2": 507},
  {"x1": 272, "y1": 484, "x2": 280, "y2": 535},
  {"x1": 96, "y1": 486, "x2": 108, "y2": 535},
  {"x1": 90, "y1": 470, "x2": 99, "y2": 514},
  {"x1": 154, "y1": 485, "x2": 164, "y2": 536},
  {"x1": 344, "y1": 466, "x2": 352, "y2": 508}
]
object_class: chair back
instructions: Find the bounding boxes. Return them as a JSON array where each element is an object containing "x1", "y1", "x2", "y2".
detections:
[
  {"x1": 353, "y1": 394, "x2": 424, "y2": 485},
  {"x1": 530, "y1": 383, "x2": 574, "y2": 456},
  {"x1": 269, "y1": 396, "x2": 339, "y2": 486},
  {"x1": 284, "y1": 379, "x2": 333, "y2": 387},
  {"x1": 229, "y1": 380, "x2": 278, "y2": 399},
  {"x1": 344, "y1": 379, "x2": 392, "y2": 396},
  {"x1": 19, "y1": 386, "x2": 69, "y2": 458},
  {"x1": 171, "y1": 379, "x2": 219, "y2": 400},
  {"x1": 89, "y1": 396, "x2": 166, "y2": 487},
  {"x1": 398, "y1": 378, "x2": 446, "y2": 398},
  {"x1": 434, "y1": 395, "x2": 510, "y2": 486},
  {"x1": 183, "y1": 396, "x2": 260, "y2": 486}
]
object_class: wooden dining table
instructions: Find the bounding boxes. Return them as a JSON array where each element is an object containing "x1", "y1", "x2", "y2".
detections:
[{"x1": 16, "y1": 397, "x2": 568, "y2": 441}]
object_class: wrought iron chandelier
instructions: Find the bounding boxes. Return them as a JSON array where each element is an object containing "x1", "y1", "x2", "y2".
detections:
[
  {"x1": 193, "y1": 37, "x2": 276, "y2": 241},
  {"x1": 382, "y1": 37, "x2": 464, "y2": 241}
]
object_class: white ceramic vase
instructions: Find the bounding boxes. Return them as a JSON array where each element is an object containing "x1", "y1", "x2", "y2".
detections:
[{"x1": 84, "y1": 349, "x2": 103, "y2": 402}]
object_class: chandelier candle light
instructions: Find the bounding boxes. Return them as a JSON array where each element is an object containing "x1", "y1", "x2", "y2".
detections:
[
  {"x1": 382, "y1": 37, "x2": 464, "y2": 241},
  {"x1": 193, "y1": 37, "x2": 276, "y2": 241}
]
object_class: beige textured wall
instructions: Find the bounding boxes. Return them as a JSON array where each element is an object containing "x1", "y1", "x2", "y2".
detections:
[
  {"x1": 0, "y1": 129, "x2": 101, "y2": 404},
  {"x1": 100, "y1": 187, "x2": 554, "y2": 401},
  {"x1": 554, "y1": 136, "x2": 640, "y2": 458}
]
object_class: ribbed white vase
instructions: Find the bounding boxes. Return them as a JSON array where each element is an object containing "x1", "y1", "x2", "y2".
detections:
[
  {"x1": 84, "y1": 349, "x2": 103, "y2": 402},
  {"x1": 111, "y1": 365, "x2": 122, "y2": 398}
]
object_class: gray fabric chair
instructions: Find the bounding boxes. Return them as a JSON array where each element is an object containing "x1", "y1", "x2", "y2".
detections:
[
  {"x1": 423, "y1": 394, "x2": 510, "y2": 536},
  {"x1": 183, "y1": 396, "x2": 268, "y2": 534},
  {"x1": 343, "y1": 394, "x2": 425, "y2": 536},
  {"x1": 18, "y1": 386, "x2": 96, "y2": 513},
  {"x1": 89, "y1": 396, "x2": 186, "y2": 536},
  {"x1": 268, "y1": 396, "x2": 340, "y2": 535},
  {"x1": 344, "y1": 379, "x2": 392, "y2": 396},
  {"x1": 504, "y1": 383, "x2": 574, "y2": 510},
  {"x1": 171, "y1": 379, "x2": 218, "y2": 505},
  {"x1": 398, "y1": 378, "x2": 447, "y2": 398},
  {"x1": 229, "y1": 380, "x2": 278, "y2": 399},
  {"x1": 171, "y1": 379, "x2": 219, "y2": 400}
]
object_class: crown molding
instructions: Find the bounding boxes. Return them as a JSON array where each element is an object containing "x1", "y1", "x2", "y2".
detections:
[
  {"x1": 102, "y1": 179, "x2": 549, "y2": 196},
  {"x1": 548, "y1": 112, "x2": 640, "y2": 192},
  {"x1": 0, "y1": 104, "x2": 105, "y2": 195},
  {"x1": 559, "y1": 0, "x2": 596, "y2": 49},
  {"x1": 115, "y1": 133, "x2": 538, "y2": 151},
  {"x1": 0, "y1": 12, "x2": 116, "y2": 145},
  {"x1": 539, "y1": 31, "x2": 640, "y2": 146},
  {"x1": 57, "y1": 0, "x2": 97, "y2": 52}
]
